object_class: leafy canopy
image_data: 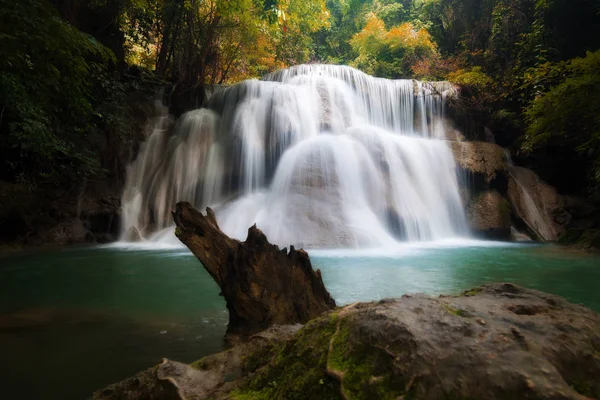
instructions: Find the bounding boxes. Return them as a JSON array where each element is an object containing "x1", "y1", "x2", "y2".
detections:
[{"x1": 350, "y1": 13, "x2": 437, "y2": 78}]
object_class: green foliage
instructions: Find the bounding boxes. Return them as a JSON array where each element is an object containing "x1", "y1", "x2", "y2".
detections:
[
  {"x1": 2, "y1": 0, "x2": 600, "y2": 199},
  {"x1": 0, "y1": 0, "x2": 115, "y2": 181},
  {"x1": 349, "y1": 13, "x2": 438, "y2": 78},
  {"x1": 447, "y1": 67, "x2": 493, "y2": 90},
  {"x1": 123, "y1": 0, "x2": 329, "y2": 84},
  {"x1": 523, "y1": 51, "x2": 600, "y2": 196},
  {"x1": 311, "y1": 0, "x2": 372, "y2": 64}
]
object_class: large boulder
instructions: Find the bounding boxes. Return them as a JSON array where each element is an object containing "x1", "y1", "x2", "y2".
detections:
[
  {"x1": 93, "y1": 283, "x2": 600, "y2": 400},
  {"x1": 507, "y1": 166, "x2": 570, "y2": 242},
  {"x1": 467, "y1": 190, "x2": 512, "y2": 239},
  {"x1": 447, "y1": 141, "x2": 512, "y2": 239},
  {"x1": 449, "y1": 140, "x2": 508, "y2": 192}
]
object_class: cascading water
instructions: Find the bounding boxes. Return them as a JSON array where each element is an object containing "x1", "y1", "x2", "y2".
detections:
[{"x1": 121, "y1": 64, "x2": 469, "y2": 248}]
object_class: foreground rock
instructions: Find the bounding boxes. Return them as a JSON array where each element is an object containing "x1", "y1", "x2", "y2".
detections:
[
  {"x1": 93, "y1": 283, "x2": 600, "y2": 399},
  {"x1": 172, "y1": 202, "x2": 335, "y2": 341}
]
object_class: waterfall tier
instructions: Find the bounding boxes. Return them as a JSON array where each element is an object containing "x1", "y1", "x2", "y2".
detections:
[{"x1": 121, "y1": 64, "x2": 468, "y2": 248}]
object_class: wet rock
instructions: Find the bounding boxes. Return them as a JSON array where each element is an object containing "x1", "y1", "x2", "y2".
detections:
[
  {"x1": 93, "y1": 283, "x2": 600, "y2": 400},
  {"x1": 510, "y1": 226, "x2": 533, "y2": 242},
  {"x1": 467, "y1": 190, "x2": 511, "y2": 239},
  {"x1": 172, "y1": 202, "x2": 336, "y2": 342},
  {"x1": 449, "y1": 140, "x2": 508, "y2": 192},
  {"x1": 507, "y1": 166, "x2": 570, "y2": 241},
  {"x1": 0, "y1": 179, "x2": 123, "y2": 248}
]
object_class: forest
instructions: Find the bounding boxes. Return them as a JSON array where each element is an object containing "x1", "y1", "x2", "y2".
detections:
[
  {"x1": 4, "y1": 2, "x2": 600, "y2": 399},
  {"x1": 1, "y1": 0, "x2": 599, "y2": 200}
]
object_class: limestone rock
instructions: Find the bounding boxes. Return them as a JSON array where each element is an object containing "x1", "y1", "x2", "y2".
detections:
[
  {"x1": 172, "y1": 202, "x2": 336, "y2": 341},
  {"x1": 507, "y1": 166, "x2": 570, "y2": 241},
  {"x1": 449, "y1": 140, "x2": 508, "y2": 191},
  {"x1": 93, "y1": 283, "x2": 600, "y2": 400},
  {"x1": 467, "y1": 190, "x2": 511, "y2": 239},
  {"x1": 510, "y1": 226, "x2": 533, "y2": 242}
]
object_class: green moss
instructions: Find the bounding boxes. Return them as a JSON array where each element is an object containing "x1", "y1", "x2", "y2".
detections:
[
  {"x1": 229, "y1": 389, "x2": 273, "y2": 400},
  {"x1": 327, "y1": 318, "x2": 408, "y2": 400},
  {"x1": 570, "y1": 381, "x2": 595, "y2": 397},
  {"x1": 461, "y1": 287, "x2": 483, "y2": 297},
  {"x1": 232, "y1": 312, "x2": 341, "y2": 400},
  {"x1": 190, "y1": 358, "x2": 209, "y2": 370},
  {"x1": 442, "y1": 303, "x2": 471, "y2": 317}
]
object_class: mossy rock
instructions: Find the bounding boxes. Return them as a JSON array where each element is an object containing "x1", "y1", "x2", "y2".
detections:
[
  {"x1": 559, "y1": 228, "x2": 600, "y2": 250},
  {"x1": 230, "y1": 284, "x2": 600, "y2": 400},
  {"x1": 230, "y1": 315, "x2": 341, "y2": 400},
  {"x1": 94, "y1": 284, "x2": 600, "y2": 400}
]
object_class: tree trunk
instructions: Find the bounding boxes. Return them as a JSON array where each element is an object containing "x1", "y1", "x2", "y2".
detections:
[{"x1": 172, "y1": 202, "x2": 336, "y2": 342}]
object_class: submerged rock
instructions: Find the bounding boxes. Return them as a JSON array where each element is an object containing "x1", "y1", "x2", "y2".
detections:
[{"x1": 93, "y1": 283, "x2": 600, "y2": 400}]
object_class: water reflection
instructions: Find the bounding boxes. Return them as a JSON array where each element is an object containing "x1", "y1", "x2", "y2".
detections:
[{"x1": 0, "y1": 243, "x2": 599, "y2": 399}]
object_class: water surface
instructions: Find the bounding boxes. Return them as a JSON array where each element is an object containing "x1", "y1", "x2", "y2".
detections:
[{"x1": 1, "y1": 242, "x2": 598, "y2": 399}]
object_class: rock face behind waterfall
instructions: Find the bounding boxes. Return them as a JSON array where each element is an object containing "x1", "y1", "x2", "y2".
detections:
[
  {"x1": 172, "y1": 201, "x2": 335, "y2": 341},
  {"x1": 449, "y1": 140, "x2": 599, "y2": 244},
  {"x1": 450, "y1": 140, "x2": 508, "y2": 188},
  {"x1": 467, "y1": 190, "x2": 511, "y2": 239},
  {"x1": 507, "y1": 166, "x2": 570, "y2": 241},
  {"x1": 93, "y1": 283, "x2": 600, "y2": 400},
  {"x1": 450, "y1": 140, "x2": 512, "y2": 238}
]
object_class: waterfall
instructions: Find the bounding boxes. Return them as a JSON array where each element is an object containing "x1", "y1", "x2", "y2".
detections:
[{"x1": 121, "y1": 64, "x2": 469, "y2": 248}]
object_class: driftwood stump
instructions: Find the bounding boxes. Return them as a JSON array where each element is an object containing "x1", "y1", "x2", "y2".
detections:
[{"x1": 172, "y1": 202, "x2": 336, "y2": 341}]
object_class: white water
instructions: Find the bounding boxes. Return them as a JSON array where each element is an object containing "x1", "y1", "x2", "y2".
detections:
[{"x1": 121, "y1": 64, "x2": 468, "y2": 248}]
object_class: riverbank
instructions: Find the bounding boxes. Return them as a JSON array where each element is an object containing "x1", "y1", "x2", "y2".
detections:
[
  {"x1": 0, "y1": 179, "x2": 122, "y2": 251},
  {"x1": 93, "y1": 283, "x2": 600, "y2": 399},
  {"x1": 2, "y1": 243, "x2": 600, "y2": 399},
  {"x1": 90, "y1": 204, "x2": 600, "y2": 399}
]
